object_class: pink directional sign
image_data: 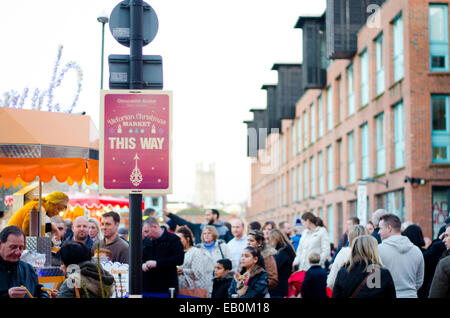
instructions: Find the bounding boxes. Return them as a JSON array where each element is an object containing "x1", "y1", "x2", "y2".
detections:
[{"x1": 99, "y1": 90, "x2": 172, "y2": 194}]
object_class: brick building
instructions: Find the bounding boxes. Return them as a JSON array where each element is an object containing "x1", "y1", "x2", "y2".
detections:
[{"x1": 245, "y1": 0, "x2": 450, "y2": 244}]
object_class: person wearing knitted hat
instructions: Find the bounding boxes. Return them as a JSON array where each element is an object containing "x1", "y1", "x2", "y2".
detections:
[{"x1": 8, "y1": 191, "x2": 69, "y2": 237}]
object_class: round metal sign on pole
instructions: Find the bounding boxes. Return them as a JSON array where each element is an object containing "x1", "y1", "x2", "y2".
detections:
[{"x1": 109, "y1": 0, "x2": 159, "y2": 47}]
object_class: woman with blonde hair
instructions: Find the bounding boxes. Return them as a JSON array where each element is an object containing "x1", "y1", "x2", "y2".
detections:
[
  {"x1": 88, "y1": 218, "x2": 102, "y2": 248},
  {"x1": 196, "y1": 225, "x2": 232, "y2": 297},
  {"x1": 327, "y1": 224, "x2": 366, "y2": 289},
  {"x1": 8, "y1": 191, "x2": 69, "y2": 236},
  {"x1": 175, "y1": 226, "x2": 210, "y2": 296},
  {"x1": 332, "y1": 235, "x2": 396, "y2": 298},
  {"x1": 268, "y1": 228, "x2": 296, "y2": 298}
]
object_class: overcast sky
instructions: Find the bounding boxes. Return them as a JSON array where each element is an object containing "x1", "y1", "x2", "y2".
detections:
[{"x1": 0, "y1": 0, "x2": 326, "y2": 205}]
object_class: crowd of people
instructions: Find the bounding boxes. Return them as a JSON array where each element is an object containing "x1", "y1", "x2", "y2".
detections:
[{"x1": 1, "y1": 193, "x2": 449, "y2": 299}]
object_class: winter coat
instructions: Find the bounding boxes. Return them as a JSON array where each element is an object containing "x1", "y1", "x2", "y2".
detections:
[
  {"x1": 211, "y1": 271, "x2": 234, "y2": 298},
  {"x1": 270, "y1": 243, "x2": 296, "y2": 297},
  {"x1": 428, "y1": 255, "x2": 450, "y2": 298},
  {"x1": 327, "y1": 246, "x2": 351, "y2": 289},
  {"x1": 0, "y1": 257, "x2": 49, "y2": 298},
  {"x1": 228, "y1": 265, "x2": 268, "y2": 298},
  {"x1": 293, "y1": 226, "x2": 330, "y2": 271},
  {"x1": 57, "y1": 260, "x2": 115, "y2": 298},
  {"x1": 166, "y1": 213, "x2": 233, "y2": 244},
  {"x1": 378, "y1": 235, "x2": 424, "y2": 298},
  {"x1": 301, "y1": 265, "x2": 328, "y2": 298},
  {"x1": 332, "y1": 262, "x2": 396, "y2": 298},
  {"x1": 142, "y1": 228, "x2": 185, "y2": 294},
  {"x1": 419, "y1": 239, "x2": 446, "y2": 298},
  {"x1": 196, "y1": 239, "x2": 233, "y2": 296},
  {"x1": 178, "y1": 246, "x2": 210, "y2": 290},
  {"x1": 372, "y1": 228, "x2": 382, "y2": 244},
  {"x1": 260, "y1": 245, "x2": 279, "y2": 289}
]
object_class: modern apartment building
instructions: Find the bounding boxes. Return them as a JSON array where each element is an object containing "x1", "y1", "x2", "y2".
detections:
[{"x1": 245, "y1": 0, "x2": 450, "y2": 244}]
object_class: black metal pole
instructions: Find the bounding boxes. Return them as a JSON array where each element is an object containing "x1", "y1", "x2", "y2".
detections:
[{"x1": 129, "y1": 0, "x2": 143, "y2": 298}]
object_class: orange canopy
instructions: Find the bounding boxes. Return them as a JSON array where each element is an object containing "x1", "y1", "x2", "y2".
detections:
[
  {"x1": 0, "y1": 158, "x2": 98, "y2": 188},
  {"x1": 0, "y1": 108, "x2": 99, "y2": 188}
]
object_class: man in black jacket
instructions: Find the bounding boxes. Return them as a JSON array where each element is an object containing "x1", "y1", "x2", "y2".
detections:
[
  {"x1": 0, "y1": 226, "x2": 49, "y2": 298},
  {"x1": 142, "y1": 217, "x2": 184, "y2": 296},
  {"x1": 164, "y1": 209, "x2": 233, "y2": 244}
]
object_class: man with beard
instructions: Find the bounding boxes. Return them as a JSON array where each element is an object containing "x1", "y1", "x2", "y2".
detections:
[
  {"x1": 0, "y1": 226, "x2": 50, "y2": 298},
  {"x1": 163, "y1": 209, "x2": 233, "y2": 244},
  {"x1": 62, "y1": 216, "x2": 93, "y2": 250}
]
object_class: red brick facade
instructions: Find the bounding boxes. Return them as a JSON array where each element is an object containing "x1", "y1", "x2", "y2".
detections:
[{"x1": 248, "y1": 0, "x2": 450, "y2": 244}]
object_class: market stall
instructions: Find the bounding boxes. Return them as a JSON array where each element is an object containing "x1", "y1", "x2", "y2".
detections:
[{"x1": 0, "y1": 107, "x2": 100, "y2": 286}]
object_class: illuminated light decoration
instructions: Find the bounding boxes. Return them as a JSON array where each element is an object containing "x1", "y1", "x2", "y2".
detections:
[{"x1": 0, "y1": 45, "x2": 83, "y2": 114}]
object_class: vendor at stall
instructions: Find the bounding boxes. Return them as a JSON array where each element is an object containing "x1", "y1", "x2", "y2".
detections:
[{"x1": 7, "y1": 191, "x2": 69, "y2": 237}]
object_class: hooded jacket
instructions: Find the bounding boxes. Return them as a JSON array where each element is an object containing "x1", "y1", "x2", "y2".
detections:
[
  {"x1": 260, "y1": 244, "x2": 279, "y2": 289},
  {"x1": 378, "y1": 235, "x2": 424, "y2": 298},
  {"x1": 57, "y1": 261, "x2": 115, "y2": 298}
]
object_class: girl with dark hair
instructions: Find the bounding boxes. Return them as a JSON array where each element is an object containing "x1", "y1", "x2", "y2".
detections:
[
  {"x1": 228, "y1": 246, "x2": 268, "y2": 298},
  {"x1": 247, "y1": 230, "x2": 278, "y2": 290},
  {"x1": 292, "y1": 212, "x2": 330, "y2": 271}
]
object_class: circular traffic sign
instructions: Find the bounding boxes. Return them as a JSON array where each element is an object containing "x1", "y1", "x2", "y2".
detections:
[{"x1": 109, "y1": 0, "x2": 159, "y2": 47}]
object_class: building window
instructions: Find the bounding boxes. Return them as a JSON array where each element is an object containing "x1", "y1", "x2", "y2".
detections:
[
  {"x1": 297, "y1": 164, "x2": 302, "y2": 201},
  {"x1": 297, "y1": 118, "x2": 302, "y2": 154},
  {"x1": 327, "y1": 145, "x2": 333, "y2": 192},
  {"x1": 319, "y1": 151, "x2": 324, "y2": 194},
  {"x1": 311, "y1": 155, "x2": 316, "y2": 197},
  {"x1": 310, "y1": 103, "x2": 316, "y2": 143},
  {"x1": 376, "y1": 189, "x2": 405, "y2": 221},
  {"x1": 338, "y1": 77, "x2": 344, "y2": 122},
  {"x1": 327, "y1": 85, "x2": 333, "y2": 131},
  {"x1": 361, "y1": 49, "x2": 369, "y2": 106},
  {"x1": 393, "y1": 14, "x2": 404, "y2": 82},
  {"x1": 348, "y1": 64, "x2": 355, "y2": 115},
  {"x1": 291, "y1": 123, "x2": 296, "y2": 157},
  {"x1": 361, "y1": 123, "x2": 370, "y2": 179},
  {"x1": 394, "y1": 101, "x2": 405, "y2": 168},
  {"x1": 376, "y1": 33, "x2": 385, "y2": 95},
  {"x1": 327, "y1": 205, "x2": 334, "y2": 243},
  {"x1": 431, "y1": 95, "x2": 450, "y2": 163},
  {"x1": 338, "y1": 139, "x2": 344, "y2": 186},
  {"x1": 303, "y1": 110, "x2": 308, "y2": 149},
  {"x1": 376, "y1": 113, "x2": 386, "y2": 174},
  {"x1": 318, "y1": 95, "x2": 324, "y2": 138},
  {"x1": 429, "y1": 4, "x2": 449, "y2": 71},
  {"x1": 348, "y1": 131, "x2": 355, "y2": 184},
  {"x1": 303, "y1": 160, "x2": 308, "y2": 198},
  {"x1": 281, "y1": 134, "x2": 286, "y2": 164},
  {"x1": 292, "y1": 168, "x2": 296, "y2": 203}
]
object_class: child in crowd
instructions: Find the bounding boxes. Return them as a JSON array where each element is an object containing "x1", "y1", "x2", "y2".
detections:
[
  {"x1": 211, "y1": 258, "x2": 234, "y2": 298},
  {"x1": 300, "y1": 253, "x2": 328, "y2": 298}
]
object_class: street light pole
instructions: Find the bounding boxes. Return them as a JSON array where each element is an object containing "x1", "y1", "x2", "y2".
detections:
[{"x1": 97, "y1": 14, "x2": 109, "y2": 90}]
